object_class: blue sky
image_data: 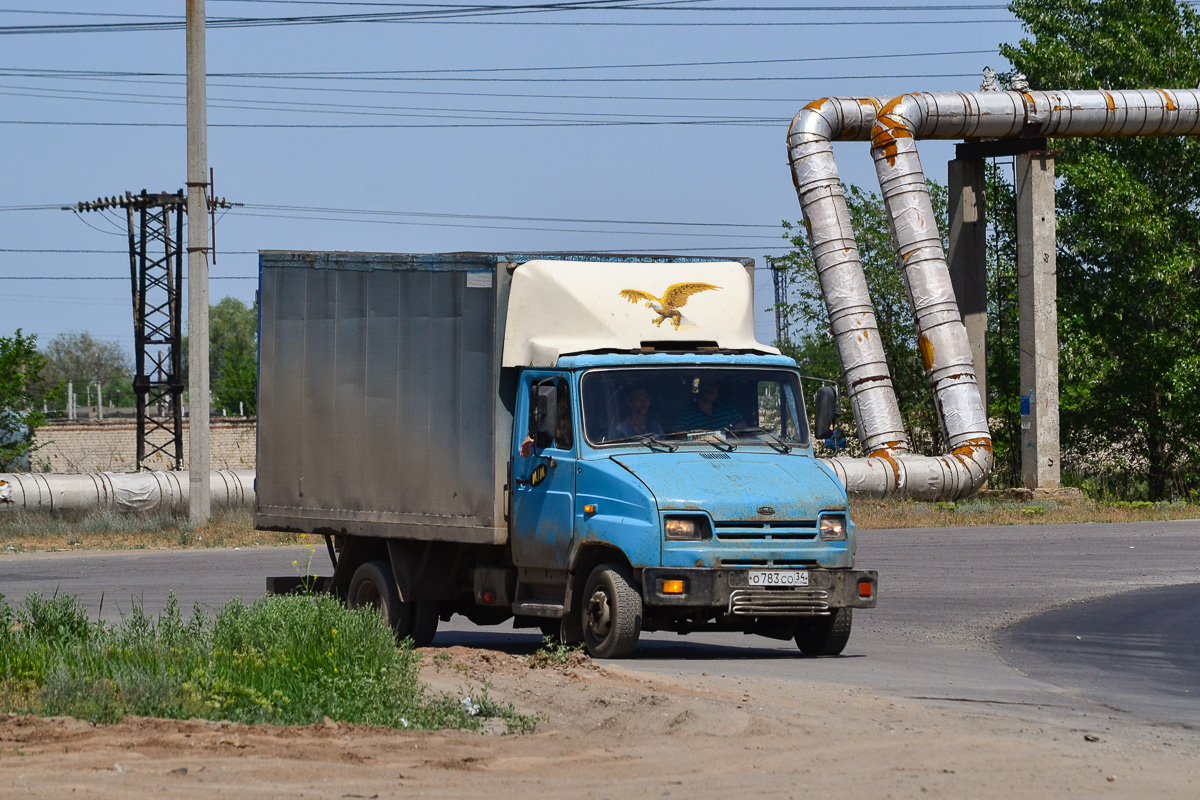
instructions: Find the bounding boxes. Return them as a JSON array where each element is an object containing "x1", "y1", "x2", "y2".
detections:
[{"x1": 0, "y1": 1, "x2": 1022, "y2": 354}]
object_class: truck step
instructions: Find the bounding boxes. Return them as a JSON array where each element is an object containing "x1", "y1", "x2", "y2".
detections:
[{"x1": 511, "y1": 599, "x2": 565, "y2": 618}]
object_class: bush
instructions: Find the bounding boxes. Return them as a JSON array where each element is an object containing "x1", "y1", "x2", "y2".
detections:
[{"x1": 0, "y1": 591, "x2": 525, "y2": 731}]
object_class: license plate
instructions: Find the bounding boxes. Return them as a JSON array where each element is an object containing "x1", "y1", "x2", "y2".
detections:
[{"x1": 747, "y1": 569, "x2": 809, "y2": 587}]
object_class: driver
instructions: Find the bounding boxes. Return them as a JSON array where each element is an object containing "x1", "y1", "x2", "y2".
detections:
[{"x1": 673, "y1": 380, "x2": 744, "y2": 432}]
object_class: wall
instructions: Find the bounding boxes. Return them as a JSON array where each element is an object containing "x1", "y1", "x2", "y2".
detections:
[{"x1": 31, "y1": 419, "x2": 256, "y2": 473}]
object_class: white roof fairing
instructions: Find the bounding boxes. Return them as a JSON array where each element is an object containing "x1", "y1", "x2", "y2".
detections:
[{"x1": 501, "y1": 259, "x2": 779, "y2": 367}]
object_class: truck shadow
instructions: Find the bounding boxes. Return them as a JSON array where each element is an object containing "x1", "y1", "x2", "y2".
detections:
[{"x1": 423, "y1": 629, "x2": 863, "y2": 661}]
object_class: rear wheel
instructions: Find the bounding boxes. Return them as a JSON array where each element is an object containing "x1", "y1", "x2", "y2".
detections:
[
  {"x1": 347, "y1": 560, "x2": 413, "y2": 639},
  {"x1": 581, "y1": 563, "x2": 642, "y2": 658},
  {"x1": 409, "y1": 602, "x2": 439, "y2": 648},
  {"x1": 794, "y1": 607, "x2": 852, "y2": 656}
]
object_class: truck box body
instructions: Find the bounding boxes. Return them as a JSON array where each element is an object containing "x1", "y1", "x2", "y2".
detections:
[{"x1": 256, "y1": 251, "x2": 754, "y2": 546}]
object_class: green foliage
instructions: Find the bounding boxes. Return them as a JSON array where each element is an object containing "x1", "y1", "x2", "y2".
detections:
[
  {"x1": 1002, "y1": 0, "x2": 1200, "y2": 499},
  {"x1": 0, "y1": 329, "x2": 49, "y2": 471},
  {"x1": 777, "y1": 182, "x2": 951, "y2": 456},
  {"x1": 0, "y1": 591, "x2": 527, "y2": 732},
  {"x1": 529, "y1": 636, "x2": 585, "y2": 668},
  {"x1": 209, "y1": 297, "x2": 258, "y2": 416},
  {"x1": 40, "y1": 331, "x2": 134, "y2": 411}
]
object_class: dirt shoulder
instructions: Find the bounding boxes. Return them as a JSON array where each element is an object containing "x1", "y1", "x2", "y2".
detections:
[{"x1": 1, "y1": 645, "x2": 1196, "y2": 799}]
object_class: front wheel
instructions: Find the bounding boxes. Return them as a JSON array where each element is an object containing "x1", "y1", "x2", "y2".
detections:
[
  {"x1": 794, "y1": 607, "x2": 852, "y2": 656},
  {"x1": 581, "y1": 563, "x2": 643, "y2": 658}
]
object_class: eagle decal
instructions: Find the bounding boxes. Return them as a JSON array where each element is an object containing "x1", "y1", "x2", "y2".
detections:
[{"x1": 619, "y1": 282, "x2": 721, "y2": 330}]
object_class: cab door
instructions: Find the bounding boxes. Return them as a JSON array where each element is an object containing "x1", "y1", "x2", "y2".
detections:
[{"x1": 511, "y1": 372, "x2": 577, "y2": 571}]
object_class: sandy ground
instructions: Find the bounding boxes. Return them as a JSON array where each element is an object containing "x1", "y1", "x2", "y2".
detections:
[{"x1": 1, "y1": 645, "x2": 1197, "y2": 799}]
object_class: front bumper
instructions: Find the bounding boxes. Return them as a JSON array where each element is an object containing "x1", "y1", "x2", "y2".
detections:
[{"x1": 641, "y1": 567, "x2": 877, "y2": 615}]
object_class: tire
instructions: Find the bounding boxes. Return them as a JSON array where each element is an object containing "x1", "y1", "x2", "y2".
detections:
[
  {"x1": 409, "y1": 602, "x2": 439, "y2": 648},
  {"x1": 347, "y1": 560, "x2": 413, "y2": 640},
  {"x1": 581, "y1": 563, "x2": 643, "y2": 658},
  {"x1": 794, "y1": 607, "x2": 852, "y2": 657}
]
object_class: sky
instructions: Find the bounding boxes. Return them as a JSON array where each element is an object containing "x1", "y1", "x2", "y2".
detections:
[{"x1": 0, "y1": 1, "x2": 1024, "y2": 358}]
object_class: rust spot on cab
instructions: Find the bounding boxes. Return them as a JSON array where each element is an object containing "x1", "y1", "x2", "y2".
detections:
[{"x1": 918, "y1": 334, "x2": 935, "y2": 371}]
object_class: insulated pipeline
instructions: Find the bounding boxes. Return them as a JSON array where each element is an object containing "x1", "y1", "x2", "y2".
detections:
[
  {"x1": 791, "y1": 88, "x2": 1200, "y2": 499},
  {"x1": 0, "y1": 470, "x2": 255, "y2": 514}
]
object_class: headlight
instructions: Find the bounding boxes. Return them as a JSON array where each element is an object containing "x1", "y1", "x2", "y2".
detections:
[
  {"x1": 664, "y1": 516, "x2": 705, "y2": 540},
  {"x1": 819, "y1": 513, "x2": 848, "y2": 541}
]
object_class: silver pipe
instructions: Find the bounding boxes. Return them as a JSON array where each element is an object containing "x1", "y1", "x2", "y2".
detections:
[
  {"x1": 858, "y1": 88, "x2": 1200, "y2": 497},
  {"x1": 0, "y1": 470, "x2": 255, "y2": 514},
  {"x1": 790, "y1": 96, "x2": 991, "y2": 499},
  {"x1": 787, "y1": 97, "x2": 910, "y2": 458}
]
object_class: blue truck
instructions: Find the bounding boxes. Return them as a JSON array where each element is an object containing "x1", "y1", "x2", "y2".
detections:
[{"x1": 257, "y1": 252, "x2": 877, "y2": 658}]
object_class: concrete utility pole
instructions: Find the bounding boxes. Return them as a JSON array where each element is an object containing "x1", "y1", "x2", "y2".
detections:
[
  {"x1": 946, "y1": 157, "x2": 989, "y2": 408},
  {"x1": 1016, "y1": 152, "x2": 1061, "y2": 489},
  {"x1": 186, "y1": 0, "x2": 211, "y2": 520}
]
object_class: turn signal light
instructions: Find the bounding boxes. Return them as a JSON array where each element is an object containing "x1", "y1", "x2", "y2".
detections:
[
  {"x1": 662, "y1": 579, "x2": 685, "y2": 594},
  {"x1": 584, "y1": 504, "x2": 597, "y2": 514}
]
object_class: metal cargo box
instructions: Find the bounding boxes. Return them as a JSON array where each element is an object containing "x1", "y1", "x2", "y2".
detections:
[{"x1": 255, "y1": 251, "x2": 514, "y2": 544}]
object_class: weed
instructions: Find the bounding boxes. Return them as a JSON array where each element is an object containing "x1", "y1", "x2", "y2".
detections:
[
  {"x1": 1021, "y1": 505, "x2": 1048, "y2": 516},
  {"x1": 528, "y1": 636, "x2": 585, "y2": 668},
  {"x1": 0, "y1": 591, "x2": 509, "y2": 732}
]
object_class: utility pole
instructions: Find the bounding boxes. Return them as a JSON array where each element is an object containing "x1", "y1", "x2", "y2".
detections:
[
  {"x1": 66, "y1": 189, "x2": 235, "y2": 472},
  {"x1": 768, "y1": 256, "x2": 792, "y2": 348},
  {"x1": 187, "y1": 0, "x2": 211, "y2": 520}
]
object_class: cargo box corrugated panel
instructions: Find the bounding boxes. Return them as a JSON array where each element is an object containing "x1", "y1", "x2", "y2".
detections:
[{"x1": 255, "y1": 251, "x2": 512, "y2": 544}]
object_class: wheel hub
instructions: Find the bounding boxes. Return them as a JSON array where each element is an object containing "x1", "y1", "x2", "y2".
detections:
[{"x1": 586, "y1": 589, "x2": 611, "y2": 637}]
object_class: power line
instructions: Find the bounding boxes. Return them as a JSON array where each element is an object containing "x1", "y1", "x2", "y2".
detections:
[
  {"x1": 239, "y1": 202, "x2": 781, "y2": 228},
  {"x1": 0, "y1": 275, "x2": 257, "y2": 280},
  {"x1": 0, "y1": 47, "x2": 995, "y2": 78}
]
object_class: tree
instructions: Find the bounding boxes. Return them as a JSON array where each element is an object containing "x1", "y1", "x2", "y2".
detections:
[
  {"x1": 1002, "y1": 0, "x2": 1200, "y2": 499},
  {"x1": 209, "y1": 297, "x2": 258, "y2": 416},
  {"x1": 777, "y1": 182, "x2": 951, "y2": 456},
  {"x1": 41, "y1": 331, "x2": 134, "y2": 410},
  {"x1": 0, "y1": 329, "x2": 49, "y2": 471}
]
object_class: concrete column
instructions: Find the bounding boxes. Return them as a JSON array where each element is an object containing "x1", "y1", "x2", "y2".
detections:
[
  {"x1": 1015, "y1": 153, "x2": 1061, "y2": 489},
  {"x1": 947, "y1": 158, "x2": 988, "y2": 408},
  {"x1": 186, "y1": 0, "x2": 211, "y2": 519}
]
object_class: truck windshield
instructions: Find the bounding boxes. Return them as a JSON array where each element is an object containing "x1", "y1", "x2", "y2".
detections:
[{"x1": 580, "y1": 368, "x2": 809, "y2": 448}]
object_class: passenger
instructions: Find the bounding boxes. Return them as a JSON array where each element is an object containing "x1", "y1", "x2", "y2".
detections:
[
  {"x1": 673, "y1": 380, "x2": 744, "y2": 432},
  {"x1": 609, "y1": 387, "x2": 665, "y2": 440}
]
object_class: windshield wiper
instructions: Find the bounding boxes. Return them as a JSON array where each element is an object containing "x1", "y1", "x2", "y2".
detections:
[
  {"x1": 662, "y1": 428, "x2": 736, "y2": 452},
  {"x1": 606, "y1": 432, "x2": 677, "y2": 452},
  {"x1": 727, "y1": 426, "x2": 792, "y2": 454}
]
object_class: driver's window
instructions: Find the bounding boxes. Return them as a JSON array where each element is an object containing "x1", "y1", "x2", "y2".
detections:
[{"x1": 527, "y1": 377, "x2": 573, "y2": 451}]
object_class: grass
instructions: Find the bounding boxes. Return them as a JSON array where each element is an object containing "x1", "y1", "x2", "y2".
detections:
[
  {"x1": 0, "y1": 507, "x2": 297, "y2": 552},
  {"x1": 852, "y1": 494, "x2": 1200, "y2": 530},
  {"x1": 0, "y1": 590, "x2": 536, "y2": 733}
]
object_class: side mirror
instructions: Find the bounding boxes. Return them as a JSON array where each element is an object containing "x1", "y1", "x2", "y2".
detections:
[
  {"x1": 534, "y1": 384, "x2": 558, "y2": 447},
  {"x1": 813, "y1": 384, "x2": 840, "y2": 441}
]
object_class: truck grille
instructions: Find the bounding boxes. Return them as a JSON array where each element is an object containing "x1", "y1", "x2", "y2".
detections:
[
  {"x1": 714, "y1": 521, "x2": 817, "y2": 541},
  {"x1": 729, "y1": 587, "x2": 830, "y2": 616}
]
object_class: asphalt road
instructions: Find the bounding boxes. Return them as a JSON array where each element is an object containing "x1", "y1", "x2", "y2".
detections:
[{"x1": 2, "y1": 519, "x2": 1198, "y2": 730}]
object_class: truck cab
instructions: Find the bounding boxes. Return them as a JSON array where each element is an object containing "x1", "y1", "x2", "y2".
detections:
[{"x1": 506, "y1": 355, "x2": 875, "y2": 657}]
